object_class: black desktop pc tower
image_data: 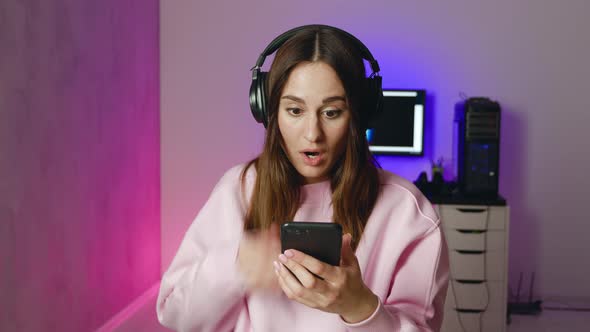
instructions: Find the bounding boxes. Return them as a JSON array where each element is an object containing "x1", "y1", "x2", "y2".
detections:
[{"x1": 455, "y1": 97, "x2": 501, "y2": 197}]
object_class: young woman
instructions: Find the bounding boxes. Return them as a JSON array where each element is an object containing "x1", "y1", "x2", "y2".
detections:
[{"x1": 157, "y1": 25, "x2": 449, "y2": 331}]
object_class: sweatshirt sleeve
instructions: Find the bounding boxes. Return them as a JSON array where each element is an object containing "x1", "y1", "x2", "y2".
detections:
[
  {"x1": 156, "y1": 167, "x2": 249, "y2": 332},
  {"x1": 343, "y1": 223, "x2": 450, "y2": 331}
]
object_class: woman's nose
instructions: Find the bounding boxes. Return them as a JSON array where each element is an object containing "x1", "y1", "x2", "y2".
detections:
[{"x1": 303, "y1": 114, "x2": 323, "y2": 143}]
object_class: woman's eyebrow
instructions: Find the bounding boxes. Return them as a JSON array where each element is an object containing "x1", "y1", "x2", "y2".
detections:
[
  {"x1": 281, "y1": 95, "x2": 305, "y2": 103},
  {"x1": 322, "y1": 96, "x2": 346, "y2": 104},
  {"x1": 280, "y1": 95, "x2": 346, "y2": 104}
]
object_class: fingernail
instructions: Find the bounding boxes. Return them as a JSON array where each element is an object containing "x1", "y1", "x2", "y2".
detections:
[
  {"x1": 284, "y1": 250, "x2": 294, "y2": 258},
  {"x1": 273, "y1": 261, "x2": 280, "y2": 271},
  {"x1": 278, "y1": 254, "x2": 288, "y2": 263}
]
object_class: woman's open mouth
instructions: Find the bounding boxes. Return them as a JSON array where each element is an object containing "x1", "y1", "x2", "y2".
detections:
[{"x1": 301, "y1": 151, "x2": 323, "y2": 166}]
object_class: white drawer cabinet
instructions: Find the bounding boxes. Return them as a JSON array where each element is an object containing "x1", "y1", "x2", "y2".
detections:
[
  {"x1": 445, "y1": 280, "x2": 505, "y2": 310},
  {"x1": 448, "y1": 250, "x2": 505, "y2": 281},
  {"x1": 439, "y1": 205, "x2": 507, "y2": 230},
  {"x1": 437, "y1": 204, "x2": 509, "y2": 332},
  {"x1": 441, "y1": 309, "x2": 506, "y2": 332}
]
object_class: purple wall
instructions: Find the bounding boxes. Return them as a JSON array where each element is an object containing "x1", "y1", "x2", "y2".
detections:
[
  {"x1": 0, "y1": 1, "x2": 160, "y2": 331},
  {"x1": 162, "y1": 0, "x2": 590, "y2": 301}
]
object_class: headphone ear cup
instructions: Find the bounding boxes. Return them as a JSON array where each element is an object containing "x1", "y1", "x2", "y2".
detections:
[
  {"x1": 365, "y1": 76, "x2": 383, "y2": 128},
  {"x1": 249, "y1": 71, "x2": 269, "y2": 127},
  {"x1": 258, "y1": 72, "x2": 268, "y2": 127}
]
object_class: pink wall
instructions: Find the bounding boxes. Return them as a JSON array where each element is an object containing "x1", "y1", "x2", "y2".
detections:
[
  {"x1": 162, "y1": 0, "x2": 590, "y2": 301},
  {"x1": 0, "y1": 1, "x2": 160, "y2": 331}
]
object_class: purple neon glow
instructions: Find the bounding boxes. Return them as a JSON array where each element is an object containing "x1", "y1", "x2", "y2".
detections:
[{"x1": 1, "y1": 1, "x2": 160, "y2": 331}]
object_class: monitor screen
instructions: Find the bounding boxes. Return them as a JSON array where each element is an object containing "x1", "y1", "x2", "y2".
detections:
[{"x1": 366, "y1": 89, "x2": 426, "y2": 155}]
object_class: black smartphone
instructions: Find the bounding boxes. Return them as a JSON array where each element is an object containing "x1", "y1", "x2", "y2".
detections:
[{"x1": 280, "y1": 222, "x2": 342, "y2": 266}]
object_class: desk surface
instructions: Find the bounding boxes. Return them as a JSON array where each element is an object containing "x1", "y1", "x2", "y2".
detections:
[{"x1": 428, "y1": 193, "x2": 507, "y2": 206}]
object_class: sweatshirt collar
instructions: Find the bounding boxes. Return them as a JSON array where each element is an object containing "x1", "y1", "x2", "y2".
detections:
[{"x1": 299, "y1": 179, "x2": 331, "y2": 204}]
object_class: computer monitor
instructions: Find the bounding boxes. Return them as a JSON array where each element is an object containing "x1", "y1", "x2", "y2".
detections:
[{"x1": 367, "y1": 89, "x2": 426, "y2": 156}]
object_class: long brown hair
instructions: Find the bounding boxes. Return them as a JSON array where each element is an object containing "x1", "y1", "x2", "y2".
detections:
[{"x1": 241, "y1": 26, "x2": 380, "y2": 250}]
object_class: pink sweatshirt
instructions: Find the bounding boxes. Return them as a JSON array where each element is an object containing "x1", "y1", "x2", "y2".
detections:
[{"x1": 157, "y1": 165, "x2": 449, "y2": 331}]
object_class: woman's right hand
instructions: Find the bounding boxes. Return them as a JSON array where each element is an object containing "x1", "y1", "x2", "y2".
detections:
[{"x1": 237, "y1": 223, "x2": 281, "y2": 292}]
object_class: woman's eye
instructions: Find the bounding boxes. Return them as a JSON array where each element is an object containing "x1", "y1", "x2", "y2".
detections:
[
  {"x1": 323, "y1": 109, "x2": 341, "y2": 119},
  {"x1": 287, "y1": 108, "x2": 302, "y2": 116}
]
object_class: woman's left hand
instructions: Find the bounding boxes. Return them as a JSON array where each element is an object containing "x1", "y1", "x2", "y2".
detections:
[{"x1": 274, "y1": 233, "x2": 379, "y2": 323}]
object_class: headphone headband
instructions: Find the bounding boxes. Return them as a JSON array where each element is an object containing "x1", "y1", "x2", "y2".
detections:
[{"x1": 253, "y1": 24, "x2": 380, "y2": 75}]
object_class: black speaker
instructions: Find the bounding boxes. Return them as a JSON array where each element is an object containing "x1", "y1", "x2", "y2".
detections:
[{"x1": 455, "y1": 97, "x2": 501, "y2": 197}]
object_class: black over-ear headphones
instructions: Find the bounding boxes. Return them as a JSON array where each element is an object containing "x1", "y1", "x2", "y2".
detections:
[{"x1": 249, "y1": 24, "x2": 383, "y2": 128}]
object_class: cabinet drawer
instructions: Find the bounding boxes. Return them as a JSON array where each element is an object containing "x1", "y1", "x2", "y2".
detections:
[
  {"x1": 441, "y1": 309, "x2": 506, "y2": 332},
  {"x1": 444, "y1": 229, "x2": 505, "y2": 251},
  {"x1": 439, "y1": 205, "x2": 506, "y2": 230},
  {"x1": 449, "y1": 250, "x2": 505, "y2": 281},
  {"x1": 445, "y1": 280, "x2": 505, "y2": 311}
]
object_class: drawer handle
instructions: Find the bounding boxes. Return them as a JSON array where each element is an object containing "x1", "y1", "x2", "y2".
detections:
[
  {"x1": 455, "y1": 250, "x2": 485, "y2": 254},
  {"x1": 456, "y1": 229, "x2": 486, "y2": 234},
  {"x1": 456, "y1": 208, "x2": 487, "y2": 213},
  {"x1": 455, "y1": 279, "x2": 485, "y2": 284},
  {"x1": 455, "y1": 308, "x2": 484, "y2": 313}
]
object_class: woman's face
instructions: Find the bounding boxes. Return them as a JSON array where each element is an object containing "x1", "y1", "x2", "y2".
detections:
[{"x1": 278, "y1": 61, "x2": 351, "y2": 184}]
